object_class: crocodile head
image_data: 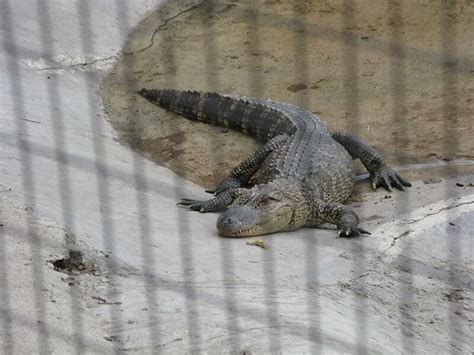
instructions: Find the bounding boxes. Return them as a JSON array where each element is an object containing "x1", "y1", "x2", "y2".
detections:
[{"x1": 216, "y1": 180, "x2": 308, "y2": 237}]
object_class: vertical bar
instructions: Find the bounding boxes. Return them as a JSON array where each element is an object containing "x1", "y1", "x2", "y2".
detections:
[
  {"x1": 114, "y1": 0, "x2": 161, "y2": 350},
  {"x1": 75, "y1": 1, "x2": 123, "y2": 350},
  {"x1": 158, "y1": 3, "x2": 202, "y2": 350},
  {"x1": 342, "y1": 1, "x2": 368, "y2": 353},
  {"x1": 1, "y1": 0, "x2": 51, "y2": 352},
  {"x1": 35, "y1": 0, "x2": 85, "y2": 351},
  {"x1": 387, "y1": 0, "x2": 415, "y2": 353},
  {"x1": 0, "y1": 206, "x2": 13, "y2": 353},
  {"x1": 203, "y1": 1, "x2": 242, "y2": 352},
  {"x1": 291, "y1": 1, "x2": 323, "y2": 352},
  {"x1": 440, "y1": 0, "x2": 463, "y2": 352},
  {"x1": 246, "y1": 6, "x2": 282, "y2": 352}
]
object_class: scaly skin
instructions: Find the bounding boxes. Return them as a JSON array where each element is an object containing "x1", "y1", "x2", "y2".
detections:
[{"x1": 138, "y1": 89, "x2": 411, "y2": 237}]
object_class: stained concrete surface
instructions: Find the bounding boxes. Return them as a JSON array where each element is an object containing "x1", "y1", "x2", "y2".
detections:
[
  {"x1": 101, "y1": 0, "x2": 474, "y2": 188},
  {"x1": 1, "y1": 0, "x2": 473, "y2": 354}
]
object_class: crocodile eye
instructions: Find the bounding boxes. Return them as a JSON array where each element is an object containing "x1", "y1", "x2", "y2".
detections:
[
  {"x1": 236, "y1": 197, "x2": 246, "y2": 205},
  {"x1": 260, "y1": 195, "x2": 281, "y2": 204},
  {"x1": 236, "y1": 194, "x2": 251, "y2": 205}
]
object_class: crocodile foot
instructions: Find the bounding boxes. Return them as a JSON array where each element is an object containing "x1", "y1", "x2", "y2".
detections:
[
  {"x1": 338, "y1": 225, "x2": 371, "y2": 238},
  {"x1": 178, "y1": 188, "x2": 241, "y2": 212},
  {"x1": 205, "y1": 176, "x2": 241, "y2": 195},
  {"x1": 178, "y1": 198, "x2": 221, "y2": 212},
  {"x1": 370, "y1": 165, "x2": 411, "y2": 192}
]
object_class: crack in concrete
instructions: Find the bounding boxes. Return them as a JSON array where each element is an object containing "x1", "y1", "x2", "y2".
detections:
[
  {"x1": 382, "y1": 230, "x2": 411, "y2": 254},
  {"x1": 403, "y1": 200, "x2": 474, "y2": 226},
  {"x1": 123, "y1": 2, "x2": 203, "y2": 55},
  {"x1": 381, "y1": 200, "x2": 474, "y2": 254},
  {"x1": 306, "y1": 269, "x2": 381, "y2": 291},
  {"x1": 37, "y1": 55, "x2": 117, "y2": 72}
]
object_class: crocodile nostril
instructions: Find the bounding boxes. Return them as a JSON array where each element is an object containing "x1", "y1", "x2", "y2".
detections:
[
  {"x1": 217, "y1": 213, "x2": 240, "y2": 229},
  {"x1": 222, "y1": 217, "x2": 239, "y2": 228}
]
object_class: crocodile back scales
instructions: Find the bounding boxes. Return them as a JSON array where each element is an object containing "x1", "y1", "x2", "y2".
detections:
[{"x1": 139, "y1": 89, "x2": 355, "y2": 203}]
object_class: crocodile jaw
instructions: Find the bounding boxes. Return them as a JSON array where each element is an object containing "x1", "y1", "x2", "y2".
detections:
[{"x1": 216, "y1": 204, "x2": 293, "y2": 237}]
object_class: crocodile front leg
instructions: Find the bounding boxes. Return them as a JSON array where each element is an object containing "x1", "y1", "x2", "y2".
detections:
[
  {"x1": 332, "y1": 132, "x2": 411, "y2": 192},
  {"x1": 178, "y1": 188, "x2": 248, "y2": 212},
  {"x1": 314, "y1": 201, "x2": 371, "y2": 237},
  {"x1": 206, "y1": 134, "x2": 289, "y2": 195}
]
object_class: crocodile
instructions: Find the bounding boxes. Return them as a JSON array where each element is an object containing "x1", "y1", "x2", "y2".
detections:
[{"x1": 138, "y1": 88, "x2": 411, "y2": 237}]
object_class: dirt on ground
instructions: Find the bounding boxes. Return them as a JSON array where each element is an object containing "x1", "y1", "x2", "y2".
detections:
[
  {"x1": 100, "y1": 0, "x2": 474, "y2": 189},
  {"x1": 51, "y1": 250, "x2": 97, "y2": 275}
]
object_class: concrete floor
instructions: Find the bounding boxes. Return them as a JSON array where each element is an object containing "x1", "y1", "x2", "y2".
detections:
[{"x1": 1, "y1": 0, "x2": 473, "y2": 353}]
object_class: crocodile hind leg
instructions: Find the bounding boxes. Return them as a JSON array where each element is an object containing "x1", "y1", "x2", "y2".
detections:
[
  {"x1": 313, "y1": 201, "x2": 371, "y2": 237},
  {"x1": 332, "y1": 132, "x2": 411, "y2": 192},
  {"x1": 206, "y1": 134, "x2": 289, "y2": 195}
]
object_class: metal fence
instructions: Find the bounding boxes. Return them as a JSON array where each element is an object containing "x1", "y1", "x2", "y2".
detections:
[{"x1": 0, "y1": 0, "x2": 470, "y2": 353}]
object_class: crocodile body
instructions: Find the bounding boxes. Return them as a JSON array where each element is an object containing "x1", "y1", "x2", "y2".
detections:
[{"x1": 139, "y1": 89, "x2": 411, "y2": 237}]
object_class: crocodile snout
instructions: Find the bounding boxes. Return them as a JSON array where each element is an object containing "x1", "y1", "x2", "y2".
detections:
[{"x1": 216, "y1": 207, "x2": 257, "y2": 237}]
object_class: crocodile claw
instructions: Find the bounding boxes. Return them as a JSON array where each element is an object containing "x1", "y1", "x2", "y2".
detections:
[
  {"x1": 178, "y1": 198, "x2": 212, "y2": 212},
  {"x1": 338, "y1": 226, "x2": 371, "y2": 238},
  {"x1": 178, "y1": 189, "x2": 238, "y2": 212},
  {"x1": 205, "y1": 176, "x2": 241, "y2": 195},
  {"x1": 370, "y1": 165, "x2": 411, "y2": 192}
]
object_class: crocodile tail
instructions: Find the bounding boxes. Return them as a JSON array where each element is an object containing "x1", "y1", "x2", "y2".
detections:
[{"x1": 138, "y1": 88, "x2": 295, "y2": 141}]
